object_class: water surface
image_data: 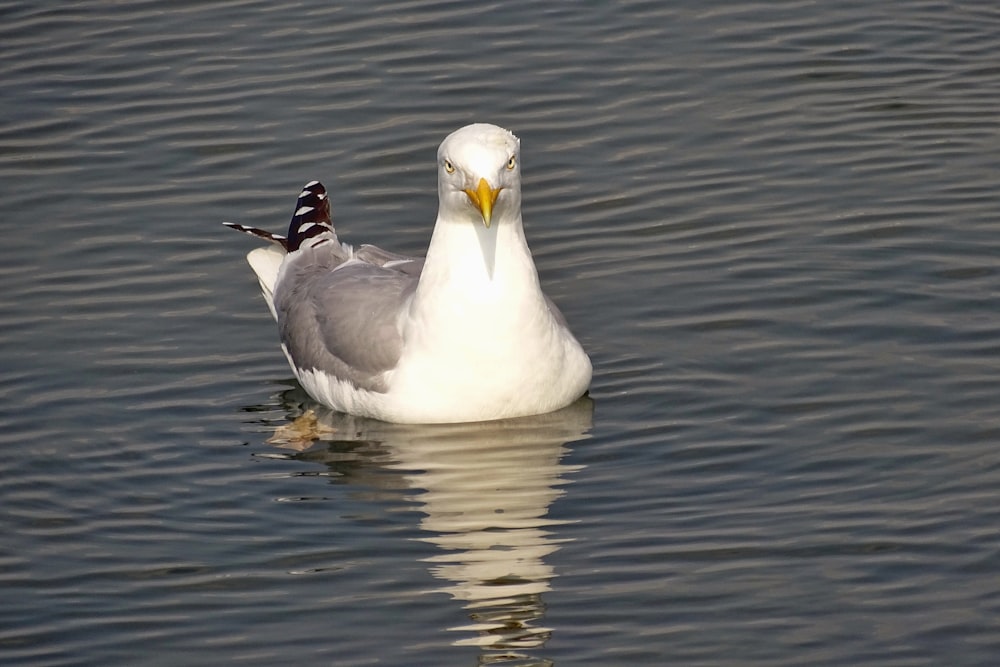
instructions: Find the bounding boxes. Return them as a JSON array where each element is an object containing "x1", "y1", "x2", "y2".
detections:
[{"x1": 2, "y1": 1, "x2": 1000, "y2": 665}]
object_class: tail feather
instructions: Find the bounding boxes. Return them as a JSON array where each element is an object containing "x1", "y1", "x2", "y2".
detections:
[{"x1": 247, "y1": 246, "x2": 285, "y2": 321}]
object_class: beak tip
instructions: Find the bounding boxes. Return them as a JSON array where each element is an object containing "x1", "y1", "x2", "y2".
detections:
[{"x1": 464, "y1": 177, "x2": 501, "y2": 228}]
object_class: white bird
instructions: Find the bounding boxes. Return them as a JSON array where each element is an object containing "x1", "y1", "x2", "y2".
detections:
[{"x1": 225, "y1": 123, "x2": 592, "y2": 424}]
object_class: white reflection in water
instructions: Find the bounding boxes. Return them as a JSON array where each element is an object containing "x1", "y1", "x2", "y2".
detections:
[{"x1": 264, "y1": 390, "x2": 592, "y2": 662}]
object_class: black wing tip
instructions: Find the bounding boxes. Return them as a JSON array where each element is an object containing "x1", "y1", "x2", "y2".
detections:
[
  {"x1": 223, "y1": 221, "x2": 289, "y2": 250},
  {"x1": 223, "y1": 179, "x2": 332, "y2": 253},
  {"x1": 287, "y1": 180, "x2": 335, "y2": 251}
]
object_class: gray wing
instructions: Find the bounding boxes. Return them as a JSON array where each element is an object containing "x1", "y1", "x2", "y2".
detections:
[
  {"x1": 354, "y1": 243, "x2": 424, "y2": 276},
  {"x1": 273, "y1": 245, "x2": 419, "y2": 393}
]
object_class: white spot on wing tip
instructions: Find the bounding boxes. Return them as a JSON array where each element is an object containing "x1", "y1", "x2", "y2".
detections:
[
  {"x1": 295, "y1": 205, "x2": 314, "y2": 216},
  {"x1": 305, "y1": 180, "x2": 320, "y2": 188}
]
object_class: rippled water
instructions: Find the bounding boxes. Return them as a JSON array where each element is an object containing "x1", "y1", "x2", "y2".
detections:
[{"x1": 3, "y1": 1, "x2": 1000, "y2": 665}]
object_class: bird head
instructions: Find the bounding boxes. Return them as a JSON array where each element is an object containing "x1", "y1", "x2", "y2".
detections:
[{"x1": 437, "y1": 123, "x2": 521, "y2": 229}]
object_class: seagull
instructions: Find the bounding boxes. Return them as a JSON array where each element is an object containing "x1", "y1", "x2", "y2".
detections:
[{"x1": 225, "y1": 123, "x2": 592, "y2": 424}]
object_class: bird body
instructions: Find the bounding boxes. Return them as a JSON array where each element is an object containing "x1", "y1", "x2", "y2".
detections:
[{"x1": 226, "y1": 124, "x2": 591, "y2": 423}]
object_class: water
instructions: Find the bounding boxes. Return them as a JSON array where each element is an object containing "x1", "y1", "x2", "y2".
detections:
[{"x1": 2, "y1": 1, "x2": 1000, "y2": 664}]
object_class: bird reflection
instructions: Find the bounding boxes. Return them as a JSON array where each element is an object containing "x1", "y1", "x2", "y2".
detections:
[{"x1": 247, "y1": 384, "x2": 592, "y2": 663}]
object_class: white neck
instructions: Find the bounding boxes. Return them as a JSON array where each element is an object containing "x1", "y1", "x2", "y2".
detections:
[{"x1": 414, "y1": 212, "x2": 542, "y2": 308}]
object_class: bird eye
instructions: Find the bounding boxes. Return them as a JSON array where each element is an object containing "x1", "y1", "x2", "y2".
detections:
[
  {"x1": 506, "y1": 155, "x2": 516, "y2": 170},
  {"x1": 444, "y1": 159, "x2": 455, "y2": 174}
]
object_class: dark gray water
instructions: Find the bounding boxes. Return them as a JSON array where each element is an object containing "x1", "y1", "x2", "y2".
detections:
[{"x1": 3, "y1": 1, "x2": 1000, "y2": 665}]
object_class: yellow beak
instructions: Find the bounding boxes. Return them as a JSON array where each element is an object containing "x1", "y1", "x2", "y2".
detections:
[{"x1": 463, "y1": 177, "x2": 502, "y2": 228}]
